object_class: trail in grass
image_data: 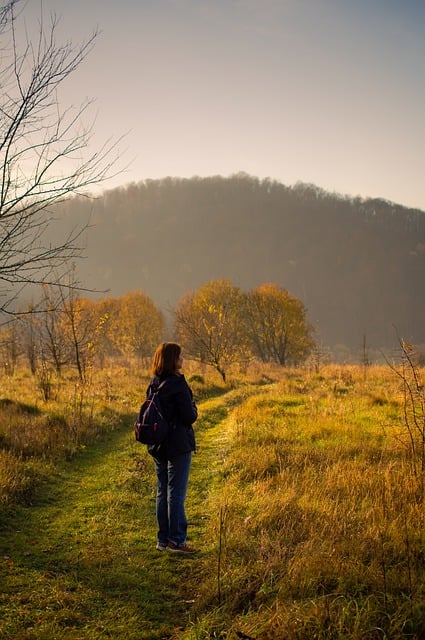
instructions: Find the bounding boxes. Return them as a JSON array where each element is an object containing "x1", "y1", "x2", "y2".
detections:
[{"x1": 0, "y1": 387, "x2": 244, "y2": 640}]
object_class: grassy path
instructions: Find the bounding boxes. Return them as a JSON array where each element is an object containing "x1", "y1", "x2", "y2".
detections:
[{"x1": 0, "y1": 389, "x2": 241, "y2": 640}]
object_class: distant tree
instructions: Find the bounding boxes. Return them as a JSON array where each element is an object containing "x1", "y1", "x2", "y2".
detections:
[
  {"x1": 243, "y1": 283, "x2": 315, "y2": 366},
  {"x1": 47, "y1": 175, "x2": 425, "y2": 351},
  {"x1": 0, "y1": 320, "x2": 20, "y2": 375},
  {"x1": 38, "y1": 285, "x2": 70, "y2": 374},
  {"x1": 18, "y1": 284, "x2": 76, "y2": 375},
  {"x1": 309, "y1": 341, "x2": 332, "y2": 374},
  {"x1": 92, "y1": 297, "x2": 117, "y2": 364},
  {"x1": 174, "y1": 279, "x2": 246, "y2": 382},
  {"x1": 17, "y1": 305, "x2": 40, "y2": 374},
  {"x1": 0, "y1": 0, "x2": 119, "y2": 311},
  {"x1": 57, "y1": 272, "x2": 103, "y2": 383},
  {"x1": 105, "y1": 291, "x2": 165, "y2": 360}
]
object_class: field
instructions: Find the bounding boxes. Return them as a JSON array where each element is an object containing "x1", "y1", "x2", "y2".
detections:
[{"x1": 0, "y1": 360, "x2": 424, "y2": 639}]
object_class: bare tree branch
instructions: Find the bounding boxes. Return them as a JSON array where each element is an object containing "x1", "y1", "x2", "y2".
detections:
[{"x1": 0, "y1": 0, "x2": 123, "y2": 310}]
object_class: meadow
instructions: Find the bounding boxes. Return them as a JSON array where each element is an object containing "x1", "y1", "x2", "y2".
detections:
[{"x1": 0, "y1": 359, "x2": 424, "y2": 639}]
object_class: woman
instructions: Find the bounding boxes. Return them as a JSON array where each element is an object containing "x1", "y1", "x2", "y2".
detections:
[{"x1": 147, "y1": 342, "x2": 198, "y2": 553}]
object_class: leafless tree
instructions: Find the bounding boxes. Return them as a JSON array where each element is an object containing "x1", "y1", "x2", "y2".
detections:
[
  {"x1": 0, "y1": 0, "x2": 120, "y2": 311},
  {"x1": 388, "y1": 338, "x2": 425, "y2": 498},
  {"x1": 37, "y1": 284, "x2": 69, "y2": 374},
  {"x1": 17, "y1": 304, "x2": 40, "y2": 373},
  {"x1": 0, "y1": 317, "x2": 20, "y2": 374}
]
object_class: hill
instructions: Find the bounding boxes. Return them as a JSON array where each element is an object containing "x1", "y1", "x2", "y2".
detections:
[{"x1": 58, "y1": 174, "x2": 425, "y2": 354}]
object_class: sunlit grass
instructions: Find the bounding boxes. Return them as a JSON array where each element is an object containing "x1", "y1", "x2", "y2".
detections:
[
  {"x1": 186, "y1": 365, "x2": 425, "y2": 639},
  {"x1": 1, "y1": 361, "x2": 425, "y2": 638}
]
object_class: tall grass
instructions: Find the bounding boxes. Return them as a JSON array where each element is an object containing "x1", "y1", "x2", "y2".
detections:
[
  {"x1": 0, "y1": 360, "x2": 226, "y2": 507},
  {"x1": 2, "y1": 360, "x2": 424, "y2": 638},
  {"x1": 187, "y1": 365, "x2": 425, "y2": 639},
  {"x1": 0, "y1": 362, "x2": 149, "y2": 507}
]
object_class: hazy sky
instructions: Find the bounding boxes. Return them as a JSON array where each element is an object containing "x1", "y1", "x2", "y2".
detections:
[{"x1": 23, "y1": 0, "x2": 425, "y2": 210}]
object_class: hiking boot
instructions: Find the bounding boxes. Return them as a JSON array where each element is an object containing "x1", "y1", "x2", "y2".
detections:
[
  {"x1": 156, "y1": 541, "x2": 167, "y2": 551},
  {"x1": 166, "y1": 541, "x2": 197, "y2": 554}
]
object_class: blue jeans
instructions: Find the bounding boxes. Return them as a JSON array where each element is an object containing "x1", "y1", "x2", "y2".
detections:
[{"x1": 153, "y1": 452, "x2": 192, "y2": 546}]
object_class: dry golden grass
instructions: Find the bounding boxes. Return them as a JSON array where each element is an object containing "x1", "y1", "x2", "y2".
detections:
[
  {"x1": 188, "y1": 364, "x2": 425, "y2": 639},
  {"x1": 0, "y1": 361, "x2": 148, "y2": 505},
  {"x1": 1, "y1": 360, "x2": 424, "y2": 638}
]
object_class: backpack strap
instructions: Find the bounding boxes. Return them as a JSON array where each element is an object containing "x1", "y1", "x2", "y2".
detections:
[
  {"x1": 148, "y1": 378, "x2": 168, "y2": 396},
  {"x1": 150, "y1": 378, "x2": 176, "y2": 428}
]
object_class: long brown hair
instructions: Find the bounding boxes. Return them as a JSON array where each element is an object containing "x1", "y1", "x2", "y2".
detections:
[{"x1": 151, "y1": 342, "x2": 181, "y2": 376}]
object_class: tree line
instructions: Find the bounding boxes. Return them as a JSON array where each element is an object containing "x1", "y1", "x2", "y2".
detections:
[
  {"x1": 56, "y1": 174, "x2": 425, "y2": 351},
  {"x1": 0, "y1": 279, "x2": 314, "y2": 385}
]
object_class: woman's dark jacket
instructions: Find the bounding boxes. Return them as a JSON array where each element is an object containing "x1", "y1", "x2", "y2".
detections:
[{"x1": 147, "y1": 373, "x2": 197, "y2": 459}]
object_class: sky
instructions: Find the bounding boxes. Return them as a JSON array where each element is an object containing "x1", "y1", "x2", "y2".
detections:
[{"x1": 22, "y1": 0, "x2": 425, "y2": 210}]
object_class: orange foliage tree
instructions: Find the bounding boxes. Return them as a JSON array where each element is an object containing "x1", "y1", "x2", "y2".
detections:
[{"x1": 102, "y1": 291, "x2": 165, "y2": 360}]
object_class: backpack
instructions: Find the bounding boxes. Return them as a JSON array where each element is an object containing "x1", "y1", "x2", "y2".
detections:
[{"x1": 134, "y1": 380, "x2": 169, "y2": 445}]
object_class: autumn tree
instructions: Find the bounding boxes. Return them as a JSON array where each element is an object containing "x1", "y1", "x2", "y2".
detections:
[
  {"x1": 0, "y1": 0, "x2": 119, "y2": 311},
  {"x1": 59, "y1": 292, "x2": 103, "y2": 382},
  {"x1": 16, "y1": 288, "x2": 165, "y2": 375},
  {"x1": 105, "y1": 291, "x2": 165, "y2": 360},
  {"x1": 243, "y1": 283, "x2": 314, "y2": 365},
  {"x1": 90, "y1": 297, "x2": 116, "y2": 365},
  {"x1": 174, "y1": 279, "x2": 246, "y2": 382}
]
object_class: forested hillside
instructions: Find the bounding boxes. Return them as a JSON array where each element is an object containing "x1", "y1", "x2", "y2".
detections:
[{"x1": 57, "y1": 174, "x2": 425, "y2": 353}]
